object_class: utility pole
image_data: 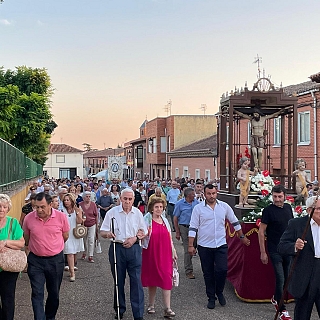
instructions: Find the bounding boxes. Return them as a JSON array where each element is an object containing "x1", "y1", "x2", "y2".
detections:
[
  {"x1": 200, "y1": 104, "x2": 207, "y2": 115},
  {"x1": 164, "y1": 99, "x2": 172, "y2": 116}
]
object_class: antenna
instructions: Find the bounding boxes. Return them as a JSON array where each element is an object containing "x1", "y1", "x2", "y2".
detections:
[
  {"x1": 253, "y1": 54, "x2": 262, "y2": 79},
  {"x1": 200, "y1": 104, "x2": 207, "y2": 115},
  {"x1": 164, "y1": 99, "x2": 172, "y2": 116}
]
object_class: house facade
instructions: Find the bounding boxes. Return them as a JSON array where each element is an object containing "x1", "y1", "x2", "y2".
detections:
[{"x1": 44, "y1": 144, "x2": 83, "y2": 179}]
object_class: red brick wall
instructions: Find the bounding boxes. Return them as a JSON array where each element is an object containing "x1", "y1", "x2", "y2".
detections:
[{"x1": 171, "y1": 157, "x2": 217, "y2": 180}]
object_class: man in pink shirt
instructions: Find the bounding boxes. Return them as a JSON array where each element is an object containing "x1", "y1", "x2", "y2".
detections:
[{"x1": 23, "y1": 192, "x2": 69, "y2": 320}]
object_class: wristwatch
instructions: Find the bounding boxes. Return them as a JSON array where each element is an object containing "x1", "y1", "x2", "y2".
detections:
[{"x1": 239, "y1": 235, "x2": 245, "y2": 239}]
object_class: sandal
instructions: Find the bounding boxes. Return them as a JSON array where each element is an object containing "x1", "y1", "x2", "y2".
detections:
[
  {"x1": 81, "y1": 254, "x2": 86, "y2": 260},
  {"x1": 164, "y1": 308, "x2": 175, "y2": 318},
  {"x1": 147, "y1": 306, "x2": 155, "y2": 314}
]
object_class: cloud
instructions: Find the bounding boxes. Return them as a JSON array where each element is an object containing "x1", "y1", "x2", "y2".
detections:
[
  {"x1": 0, "y1": 19, "x2": 13, "y2": 26},
  {"x1": 37, "y1": 20, "x2": 45, "y2": 26}
]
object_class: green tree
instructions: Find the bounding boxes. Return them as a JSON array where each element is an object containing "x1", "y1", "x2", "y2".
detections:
[
  {"x1": 82, "y1": 143, "x2": 92, "y2": 151},
  {"x1": 0, "y1": 66, "x2": 57, "y2": 165}
]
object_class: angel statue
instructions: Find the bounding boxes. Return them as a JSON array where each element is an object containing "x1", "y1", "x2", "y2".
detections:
[{"x1": 292, "y1": 158, "x2": 312, "y2": 201}]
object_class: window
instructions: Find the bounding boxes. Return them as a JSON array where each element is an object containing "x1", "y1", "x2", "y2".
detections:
[
  {"x1": 298, "y1": 112, "x2": 310, "y2": 144},
  {"x1": 148, "y1": 140, "x2": 152, "y2": 153},
  {"x1": 205, "y1": 169, "x2": 210, "y2": 180},
  {"x1": 153, "y1": 138, "x2": 157, "y2": 153},
  {"x1": 247, "y1": 122, "x2": 251, "y2": 146},
  {"x1": 175, "y1": 168, "x2": 179, "y2": 178},
  {"x1": 56, "y1": 155, "x2": 65, "y2": 163},
  {"x1": 183, "y1": 166, "x2": 188, "y2": 178},
  {"x1": 274, "y1": 116, "x2": 281, "y2": 145},
  {"x1": 195, "y1": 169, "x2": 200, "y2": 180},
  {"x1": 136, "y1": 145, "x2": 143, "y2": 168},
  {"x1": 160, "y1": 137, "x2": 167, "y2": 153}
]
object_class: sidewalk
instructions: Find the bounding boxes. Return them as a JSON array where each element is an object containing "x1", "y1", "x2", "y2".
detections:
[{"x1": 14, "y1": 237, "x2": 316, "y2": 320}]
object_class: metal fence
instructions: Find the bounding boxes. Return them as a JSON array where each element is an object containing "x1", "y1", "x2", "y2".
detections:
[{"x1": 0, "y1": 138, "x2": 43, "y2": 190}]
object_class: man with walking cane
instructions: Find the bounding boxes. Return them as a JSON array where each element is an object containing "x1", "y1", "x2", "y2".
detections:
[
  {"x1": 100, "y1": 188, "x2": 147, "y2": 320},
  {"x1": 278, "y1": 196, "x2": 320, "y2": 319}
]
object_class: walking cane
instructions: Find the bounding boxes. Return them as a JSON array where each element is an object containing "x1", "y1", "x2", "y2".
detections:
[
  {"x1": 111, "y1": 217, "x2": 121, "y2": 320},
  {"x1": 274, "y1": 196, "x2": 318, "y2": 320}
]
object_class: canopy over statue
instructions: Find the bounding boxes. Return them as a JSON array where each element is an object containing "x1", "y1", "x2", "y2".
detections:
[{"x1": 217, "y1": 77, "x2": 298, "y2": 206}]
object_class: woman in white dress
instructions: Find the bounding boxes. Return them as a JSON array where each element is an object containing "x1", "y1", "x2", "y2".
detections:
[{"x1": 62, "y1": 193, "x2": 85, "y2": 282}]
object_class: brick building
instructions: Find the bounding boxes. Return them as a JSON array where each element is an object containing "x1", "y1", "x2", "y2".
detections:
[
  {"x1": 126, "y1": 115, "x2": 217, "y2": 180},
  {"x1": 168, "y1": 135, "x2": 217, "y2": 180}
]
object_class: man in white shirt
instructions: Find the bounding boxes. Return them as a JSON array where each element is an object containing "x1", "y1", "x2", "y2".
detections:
[
  {"x1": 188, "y1": 184, "x2": 250, "y2": 309},
  {"x1": 100, "y1": 188, "x2": 147, "y2": 320}
]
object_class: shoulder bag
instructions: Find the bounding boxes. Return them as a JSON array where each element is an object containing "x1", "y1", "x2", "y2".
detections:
[
  {"x1": 0, "y1": 218, "x2": 27, "y2": 272},
  {"x1": 172, "y1": 259, "x2": 179, "y2": 287},
  {"x1": 73, "y1": 223, "x2": 87, "y2": 239}
]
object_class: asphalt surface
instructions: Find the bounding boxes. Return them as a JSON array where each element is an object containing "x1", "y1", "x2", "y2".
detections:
[{"x1": 14, "y1": 236, "x2": 319, "y2": 320}]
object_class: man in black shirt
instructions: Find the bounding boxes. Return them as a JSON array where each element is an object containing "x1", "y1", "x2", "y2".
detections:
[
  {"x1": 96, "y1": 188, "x2": 114, "y2": 221},
  {"x1": 258, "y1": 185, "x2": 293, "y2": 320}
]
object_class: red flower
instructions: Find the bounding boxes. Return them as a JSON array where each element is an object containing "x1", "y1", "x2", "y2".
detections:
[
  {"x1": 295, "y1": 206, "x2": 303, "y2": 214},
  {"x1": 256, "y1": 219, "x2": 261, "y2": 227},
  {"x1": 261, "y1": 190, "x2": 269, "y2": 196},
  {"x1": 262, "y1": 170, "x2": 270, "y2": 177},
  {"x1": 286, "y1": 196, "x2": 294, "y2": 203},
  {"x1": 260, "y1": 181, "x2": 264, "y2": 186},
  {"x1": 274, "y1": 180, "x2": 280, "y2": 185}
]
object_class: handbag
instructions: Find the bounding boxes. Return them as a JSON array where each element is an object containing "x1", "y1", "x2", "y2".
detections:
[
  {"x1": 73, "y1": 224, "x2": 87, "y2": 239},
  {"x1": 172, "y1": 259, "x2": 179, "y2": 287},
  {"x1": 0, "y1": 219, "x2": 27, "y2": 272},
  {"x1": 95, "y1": 239, "x2": 102, "y2": 254}
]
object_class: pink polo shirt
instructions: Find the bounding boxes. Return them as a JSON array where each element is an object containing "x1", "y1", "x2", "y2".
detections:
[{"x1": 23, "y1": 208, "x2": 70, "y2": 257}]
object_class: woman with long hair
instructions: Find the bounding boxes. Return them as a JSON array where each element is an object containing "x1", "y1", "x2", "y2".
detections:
[{"x1": 62, "y1": 193, "x2": 85, "y2": 281}]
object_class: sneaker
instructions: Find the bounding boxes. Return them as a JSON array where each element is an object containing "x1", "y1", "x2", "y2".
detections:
[
  {"x1": 64, "y1": 266, "x2": 69, "y2": 271},
  {"x1": 217, "y1": 293, "x2": 226, "y2": 306},
  {"x1": 271, "y1": 296, "x2": 278, "y2": 311},
  {"x1": 74, "y1": 266, "x2": 78, "y2": 271},
  {"x1": 88, "y1": 256, "x2": 94, "y2": 263},
  {"x1": 279, "y1": 310, "x2": 292, "y2": 320},
  {"x1": 207, "y1": 300, "x2": 215, "y2": 309}
]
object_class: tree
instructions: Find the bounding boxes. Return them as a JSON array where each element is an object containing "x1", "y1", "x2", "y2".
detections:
[
  {"x1": 82, "y1": 143, "x2": 92, "y2": 151},
  {"x1": 0, "y1": 66, "x2": 57, "y2": 165}
]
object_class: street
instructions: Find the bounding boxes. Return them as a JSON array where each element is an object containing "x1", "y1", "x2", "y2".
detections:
[{"x1": 14, "y1": 237, "x2": 317, "y2": 320}]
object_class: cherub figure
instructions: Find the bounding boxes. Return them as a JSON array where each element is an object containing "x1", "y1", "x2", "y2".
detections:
[
  {"x1": 292, "y1": 159, "x2": 312, "y2": 200},
  {"x1": 237, "y1": 157, "x2": 258, "y2": 206}
]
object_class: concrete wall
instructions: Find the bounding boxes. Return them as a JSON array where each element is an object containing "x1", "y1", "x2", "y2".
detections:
[
  {"x1": 174, "y1": 115, "x2": 217, "y2": 149},
  {"x1": 43, "y1": 152, "x2": 83, "y2": 179},
  {"x1": 7, "y1": 185, "x2": 29, "y2": 220}
]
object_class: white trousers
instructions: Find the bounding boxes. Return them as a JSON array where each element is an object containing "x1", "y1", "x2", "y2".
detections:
[{"x1": 84, "y1": 225, "x2": 96, "y2": 257}]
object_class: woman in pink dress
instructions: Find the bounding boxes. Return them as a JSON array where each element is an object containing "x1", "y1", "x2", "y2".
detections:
[{"x1": 141, "y1": 197, "x2": 177, "y2": 318}]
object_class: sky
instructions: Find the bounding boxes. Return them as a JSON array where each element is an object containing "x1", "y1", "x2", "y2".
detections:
[{"x1": 1, "y1": 0, "x2": 320, "y2": 150}]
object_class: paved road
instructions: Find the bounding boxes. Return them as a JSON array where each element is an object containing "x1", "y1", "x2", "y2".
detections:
[{"x1": 14, "y1": 237, "x2": 318, "y2": 320}]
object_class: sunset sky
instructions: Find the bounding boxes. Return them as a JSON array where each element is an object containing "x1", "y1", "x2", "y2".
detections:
[{"x1": 1, "y1": 0, "x2": 320, "y2": 150}]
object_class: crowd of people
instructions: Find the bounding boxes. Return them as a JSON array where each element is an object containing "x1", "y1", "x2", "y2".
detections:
[{"x1": 0, "y1": 174, "x2": 319, "y2": 320}]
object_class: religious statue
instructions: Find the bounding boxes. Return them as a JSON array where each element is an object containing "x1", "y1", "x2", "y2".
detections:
[
  {"x1": 237, "y1": 157, "x2": 258, "y2": 206},
  {"x1": 234, "y1": 107, "x2": 286, "y2": 170},
  {"x1": 292, "y1": 158, "x2": 312, "y2": 200}
]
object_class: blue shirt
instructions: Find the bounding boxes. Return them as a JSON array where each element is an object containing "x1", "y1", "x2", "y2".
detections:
[
  {"x1": 166, "y1": 188, "x2": 181, "y2": 205},
  {"x1": 173, "y1": 198, "x2": 199, "y2": 225}
]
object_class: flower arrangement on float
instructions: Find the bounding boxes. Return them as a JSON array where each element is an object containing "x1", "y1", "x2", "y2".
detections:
[
  {"x1": 250, "y1": 170, "x2": 275, "y2": 194},
  {"x1": 242, "y1": 175, "x2": 308, "y2": 222}
]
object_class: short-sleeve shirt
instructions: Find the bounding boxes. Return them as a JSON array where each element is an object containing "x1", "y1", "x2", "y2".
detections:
[
  {"x1": 0, "y1": 217, "x2": 24, "y2": 272},
  {"x1": 23, "y1": 209, "x2": 70, "y2": 257},
  {"x1": 261, "y1": 203, "x2": 293, "y2": 253}
]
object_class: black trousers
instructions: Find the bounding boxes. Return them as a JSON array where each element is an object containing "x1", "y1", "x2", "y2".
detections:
[
  {"x1": 294, "y1": 258, "x2": 320, "y2": 320},
  {"x1": 27, "y1": 251, "x2": 64, "y2": 320},
  {"x1": 0, "y1": 271, "x2": 19, "y2": 320},
  {"x1": 198, "y1": 244, "x2": 228, "y2": 301}
]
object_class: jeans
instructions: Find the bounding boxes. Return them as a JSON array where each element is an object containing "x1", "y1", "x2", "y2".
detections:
[
  {"x1": 0, "y1": 271, "x2": 19, "y2": 320},
  {"x1": 269, "y1": 252, "x2": 291, "y2": 312},
  {"x1": 27, "y1": 251, "x2": 64, "y2": 320},
  {"x1": 166, "y1": 204, "x2": 175, "y2": 231},
  {"x1": 108, "y1": 243, "x2": 144, "y2": 319},
  {"x1": 84, "y1": 225, "x2": 96, "y2": 257},
  {"x1": 198, "y1": 244, "x2": 228, "y2": 301}
]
